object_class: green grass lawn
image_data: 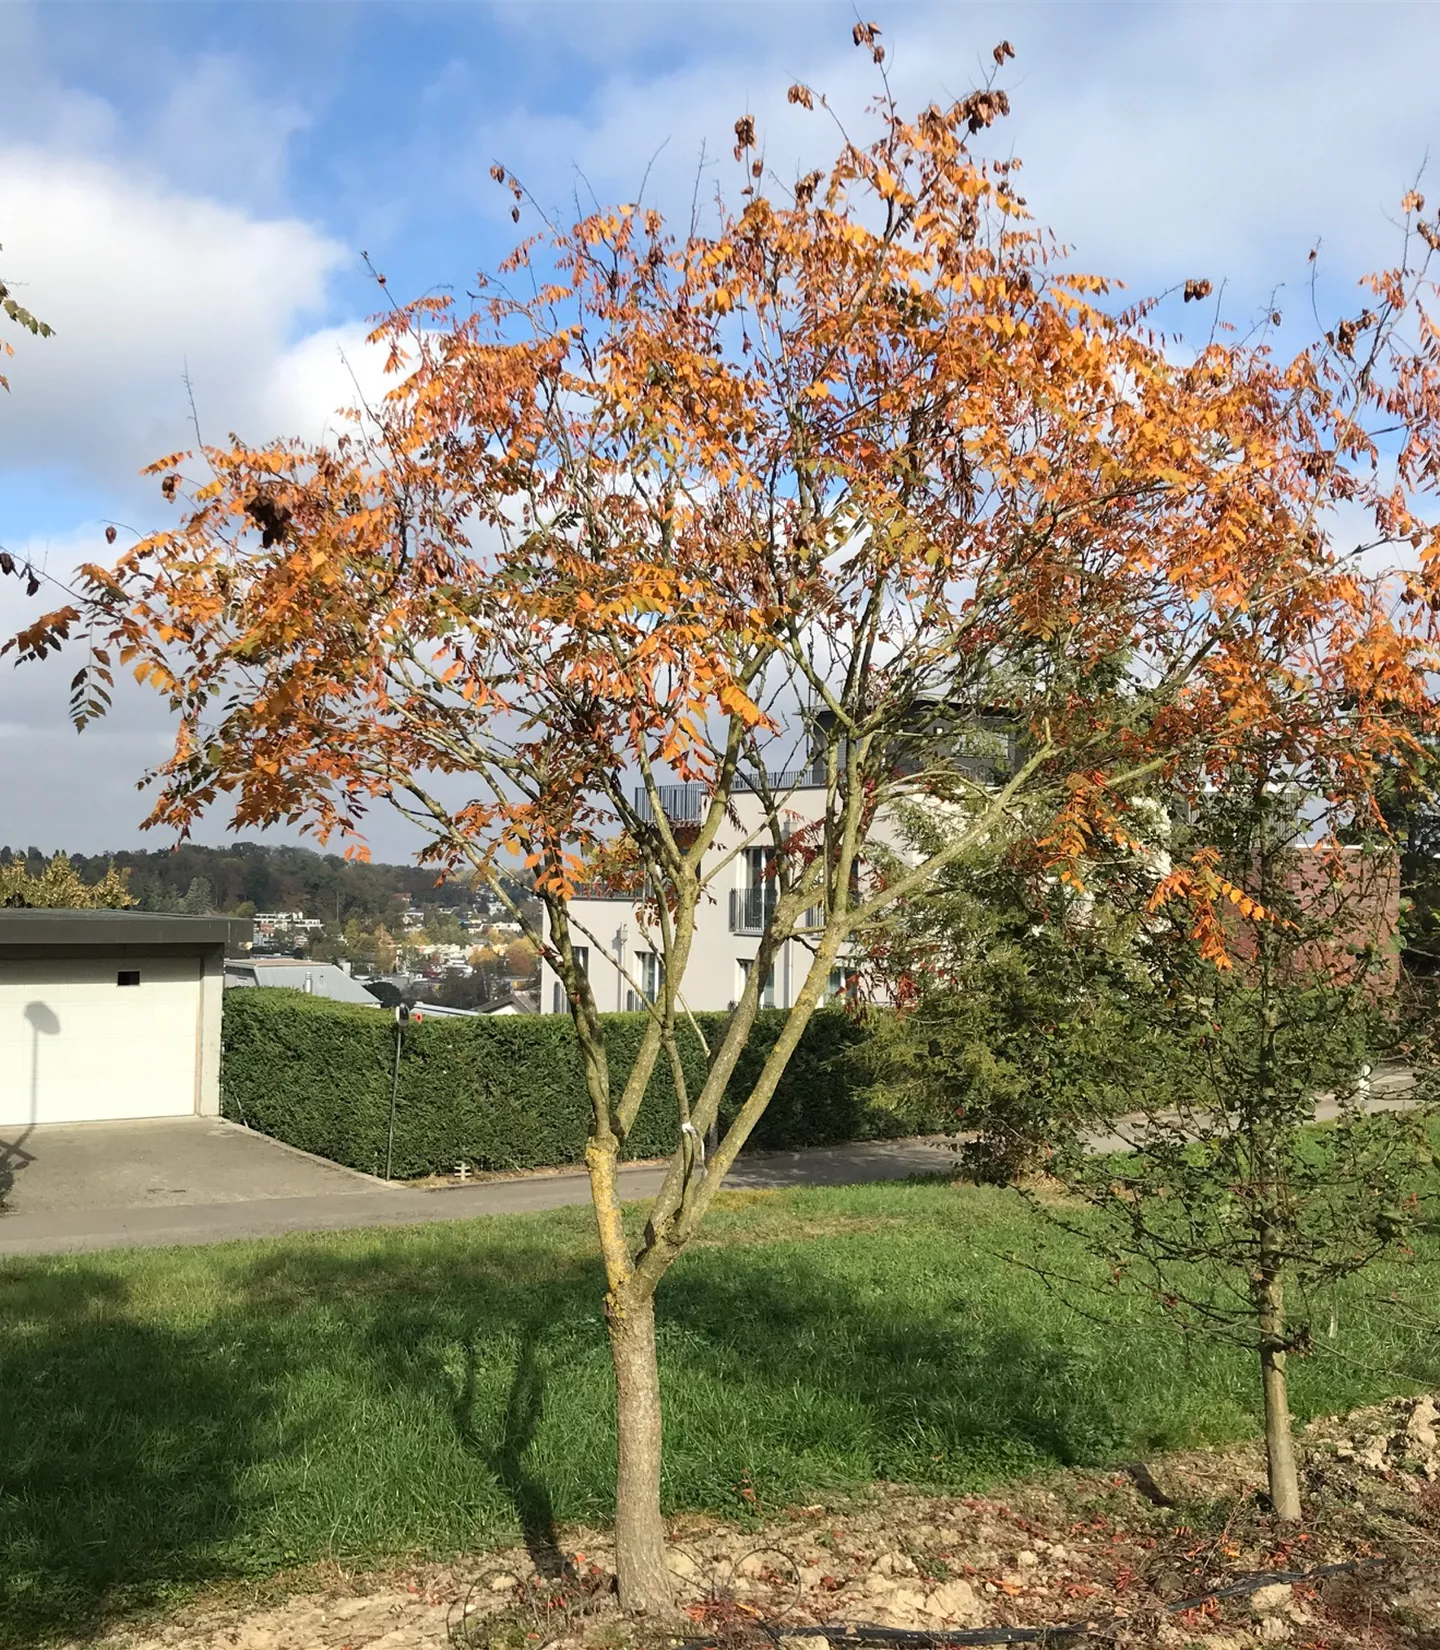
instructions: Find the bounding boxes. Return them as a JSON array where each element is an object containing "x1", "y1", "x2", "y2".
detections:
[{"x1": 2, "y1": 1178, "x2": 1437, "y2": 1644}]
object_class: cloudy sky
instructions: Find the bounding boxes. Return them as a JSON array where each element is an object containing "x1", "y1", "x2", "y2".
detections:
[{"x1": 1, "y1": 0, "x2": 1437, "y2": 863}]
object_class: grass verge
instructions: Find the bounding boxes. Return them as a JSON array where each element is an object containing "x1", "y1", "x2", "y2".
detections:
[{"x1": 0, "y1": 1177, "x2": 1436, "y2": 1644}]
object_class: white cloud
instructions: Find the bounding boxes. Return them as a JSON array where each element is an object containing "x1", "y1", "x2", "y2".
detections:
[
  {"x1": 140, "y1": 55, "x2": 310, "y2": 209},
  {"x1": 0, "y1": 149, "x2": 362, "y2": 507},
  {"x1": 0, "y1": 5, "x2": 309, "y2": 214},
  {"x1": 447, "y1": 3, "x2": 1440, "y2": 306},
  {"x1": 259, "y1": 321, "x2": 393, "y2": 447},
  {"x1": 0, "y1": 522, "x2": 178, "y2": 850},
  {"x1": 0, "y1": 109, "x2": 396, "y2": 856}
]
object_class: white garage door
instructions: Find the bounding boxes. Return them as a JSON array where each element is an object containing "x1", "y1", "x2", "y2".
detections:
[{"x1": 0, "y1": 956, "x2": 201, "y2": 1126}]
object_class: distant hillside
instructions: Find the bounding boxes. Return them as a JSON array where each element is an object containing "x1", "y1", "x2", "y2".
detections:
[{"x1": 0, "y1": 841, "x2": 530, "y2": 926}]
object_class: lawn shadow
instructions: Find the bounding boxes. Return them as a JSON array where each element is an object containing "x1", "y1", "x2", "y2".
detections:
[
  {"x1": 231, "y1": 1213, "x2": 1143, "y2": 1533},
  {"x1": 455, "y1": 1313, "x2": 565, "y2": 1577},
  {"x1": 239, "y1": 1234, "x2": 603, "y2": 1577},
  {"x1": 0, "y1": 1264, "x2": 281, "y2": 1647},
  {"x1": 655, "y1": 1245, "x2": 1143, "y2": 1478}
]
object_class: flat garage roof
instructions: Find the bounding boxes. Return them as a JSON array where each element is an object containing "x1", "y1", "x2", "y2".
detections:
[{"x1": 0, "y1": 910, "x2": 252, "y2": 949}]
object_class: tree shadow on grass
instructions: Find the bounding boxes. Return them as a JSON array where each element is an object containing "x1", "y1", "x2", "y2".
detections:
[
  {"x1": 239, "y1": 1235, "x2": 605, "y2": 1576},
  {"x1": 0, "y1": 1265, "x2": 282, "y2": 1648},
  {"x1": 653, "y1": 1247, "x2": 1145, "y2": 1483},
  {"x1": 454, "y1": 1313, "x2": 565, "y2": 1577},
  {"x1": 231, "y1": 1222, "x2": 1149, "y2": 1534}
]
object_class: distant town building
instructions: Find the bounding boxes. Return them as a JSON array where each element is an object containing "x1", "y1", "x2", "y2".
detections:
[
  {"x1": 252, "y1": 910, "x2": 324, "y2": 940},
  {"x1": 223, "y1": 957, "x2": 380, "y2": 1005}
]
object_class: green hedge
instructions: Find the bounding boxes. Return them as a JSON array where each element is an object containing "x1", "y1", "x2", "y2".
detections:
[{"x1": 220, "y1": 990, "x2": 924, "y2": 1179}]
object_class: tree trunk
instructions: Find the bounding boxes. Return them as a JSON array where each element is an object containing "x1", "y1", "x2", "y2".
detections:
[
  {"x1": 1257, "y1": 1268, "x2": 1302, "y2": 1522},
  {"x1": 607, "y1": 1287, "x2": 673, "y2": 1615}
]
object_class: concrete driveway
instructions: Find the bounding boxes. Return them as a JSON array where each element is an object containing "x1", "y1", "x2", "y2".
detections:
[{"x1": 0, "y1": 1115, "x2": 384, "y2": 1220}]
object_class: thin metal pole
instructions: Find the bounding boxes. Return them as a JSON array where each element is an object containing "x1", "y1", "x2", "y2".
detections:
[{"x1": 385, "y1": 1007, "x2": 405, "y2": 1181}]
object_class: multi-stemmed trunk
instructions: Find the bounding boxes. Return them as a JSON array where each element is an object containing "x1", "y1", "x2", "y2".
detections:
[{"x1": 565, "y1": 745, "x2": 923, "y2": 1613}]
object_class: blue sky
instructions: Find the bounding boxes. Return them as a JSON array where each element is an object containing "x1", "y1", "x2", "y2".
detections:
[{"x1": 1, "y1": 0, "x2": 1438, "y2": 858}]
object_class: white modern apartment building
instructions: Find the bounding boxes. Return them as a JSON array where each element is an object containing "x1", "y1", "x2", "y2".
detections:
[{"x1": 539, "y1": 766, "x2": 857, "y2": 1016}]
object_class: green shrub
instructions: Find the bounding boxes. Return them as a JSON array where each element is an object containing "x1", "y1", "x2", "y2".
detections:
[{"x1": 221, "y1": 991, "x2": 925, "y2": 1178}]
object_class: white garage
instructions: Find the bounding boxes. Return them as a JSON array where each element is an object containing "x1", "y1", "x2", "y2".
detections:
[{"x1": 0, "y1": 911, "x2": 247, "y2": 1128}]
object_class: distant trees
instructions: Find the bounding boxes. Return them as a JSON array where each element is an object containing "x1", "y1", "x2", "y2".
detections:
[
  {"x1": 181, "y1": 875, "x2": 214, "y2": 914},
  {"x1": 414, "y1": 967, "x2": 498, "y2": 1010},
  {"x1": 337, "y1": 917, "x2": 399, "y2": 974},
  {"x1": 422, "y1": 907, "x2": 468, "y2": 945},
  {"x1": 0, "y1": 851, "x2": 133, "y2": 909},
  {"x1": 21, "y1": 841, "x2": 512, "y2": 928},
  {"x1": 302, "y1": 928, "x2": 345, "y2": 966}
]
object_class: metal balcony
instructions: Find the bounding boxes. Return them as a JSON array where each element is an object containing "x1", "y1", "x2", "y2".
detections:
[
  {"x1": 633, "y1": 764, "x2": 825, "y2": 824},
  {"x1": 634, "y1": 784, "x2": 708, "y2": 825}
]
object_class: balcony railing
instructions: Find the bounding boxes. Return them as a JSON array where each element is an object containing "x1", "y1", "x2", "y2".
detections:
[
  {"x1": 735, "y1": 765, "x2": 825, "y2": 796},
  {"x1": 567, "y1": 881, "x2": 644, "y2": 901},
  {"x1": 634, "y1": 764, "x2": 824, "y2": 824},
  {"x1": 634, "y1": 785, "x2": 709, "y2": 825}
]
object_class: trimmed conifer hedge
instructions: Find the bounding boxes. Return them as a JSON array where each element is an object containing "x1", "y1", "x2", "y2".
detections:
[{"x1": 220, "y1": 990, "x2": 916, "y2": 1178}]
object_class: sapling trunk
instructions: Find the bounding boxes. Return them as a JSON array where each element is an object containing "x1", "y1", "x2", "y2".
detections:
[
  {"x1": 1257, "y1": 1263, "x2": 1302, "y2": 1522},
  {"x1": 607, "y1": 1286, "x2": 674, "y2": 1614}
]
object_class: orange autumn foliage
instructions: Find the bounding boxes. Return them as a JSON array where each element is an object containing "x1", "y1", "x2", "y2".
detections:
[{"x1": 10, "y1": 86, "x2": 1440, "y2": 940}]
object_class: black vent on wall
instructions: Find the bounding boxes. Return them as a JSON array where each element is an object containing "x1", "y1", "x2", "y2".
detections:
[{"x1": 117, "y1": 970, "x2": 141, "y2": 987}]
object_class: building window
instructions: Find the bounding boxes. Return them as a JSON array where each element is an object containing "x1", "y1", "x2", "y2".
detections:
[
  {"x1": 739, "y1": 958, "x2": 776, "y2": 1009},
  {"x1": 637, "y1": 949, "x2": 664, "y2": 1004},
  {"x1": 116, "y1": 970, "x2": 141, "y2": 987},
  {"x1": 552, "y1": 946, "x2": 589, "y2": 1014},
  {"x1": 730, "y1": 847, "x2": 779, "y2": 934},
  {"x1": 743, "y1": 846, "x2": 775, "y2": 888},
  {"x1": 825, "y1": 965, "x2": 858, "y2": 1005}
]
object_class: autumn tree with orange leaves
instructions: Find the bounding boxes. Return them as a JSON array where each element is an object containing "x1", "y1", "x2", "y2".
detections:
[{"x1": 12, "y1": 35, "x2": 1440, "y2": 1611}]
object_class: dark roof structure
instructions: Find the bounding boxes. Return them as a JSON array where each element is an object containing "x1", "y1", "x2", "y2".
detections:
[{"x1": 0, "y1": 910, "x2": 252, "y2": 948}]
